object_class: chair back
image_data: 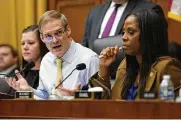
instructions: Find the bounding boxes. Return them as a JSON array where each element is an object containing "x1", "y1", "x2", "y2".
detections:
[{"x1": 92, "y1": 35, "x2": 125, "y2": 79}]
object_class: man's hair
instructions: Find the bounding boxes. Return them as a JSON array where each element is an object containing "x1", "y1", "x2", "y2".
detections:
[
  {"x1": 121, "y1": 9, "x2": 168, "y2": 98},
  {"x1": 0, "y1": 44, "x2": 18, "y2": 57},
  {"x1": 39, "y1": 10, "x2": 68, "y2": 33},
  {"x1": 22, "y1": 25, "x2": 49, "y2": 60}
]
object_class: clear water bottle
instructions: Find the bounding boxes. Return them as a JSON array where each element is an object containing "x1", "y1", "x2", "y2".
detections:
[{"x1": 160, "y1": 75, "x2": 175, "y2": 101}]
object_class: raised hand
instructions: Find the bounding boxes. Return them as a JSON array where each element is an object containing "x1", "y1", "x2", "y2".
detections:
[
  {"x1": 5, "y1": 70, "x2": 31, "y2": 91},
  {"x1": 99, "y1": 46, "x2": 121, "y2": 67},
  {"x1": 98, "y1": 46, "x2": 121, "y2": 78}
]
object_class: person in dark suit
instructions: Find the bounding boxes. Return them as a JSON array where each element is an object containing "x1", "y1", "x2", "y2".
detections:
[
  {"x1": 82, "y1": 0, "x2": 165, "y2": 49},
  {"x1": 0, "y1": 44, "x2": 19, "y2": 95},
  {"x1": 21, "y1": 25, "x2": 49, "y2": 89}
]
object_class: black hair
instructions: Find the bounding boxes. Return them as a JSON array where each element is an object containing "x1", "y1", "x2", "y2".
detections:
[{"x1": 121, "y1": 9, "x2": 168, "y2": 98}]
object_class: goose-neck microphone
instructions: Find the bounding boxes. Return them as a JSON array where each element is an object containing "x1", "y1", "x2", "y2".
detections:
[{"x1": 55, "y1": 63, "x2": 86, "y2": 89}]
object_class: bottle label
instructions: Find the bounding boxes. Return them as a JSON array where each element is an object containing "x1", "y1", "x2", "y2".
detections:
[
  {"x1": 160, "y1": 87, "x2": 168, "y2": 100},
  {"x1": 167, "y1": 87, "x2": 174, "y2": 100},
  {"x1": 160, "y1": 86, "x2": 174, "y2": 100}
]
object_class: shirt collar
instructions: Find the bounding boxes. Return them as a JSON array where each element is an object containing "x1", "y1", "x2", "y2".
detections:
[
  {"x1": 53, "y1": 40, "x2": 76, "y2": 64},
  {"x1": 61, "y1": 40, "x2": 76, "y2": 64},
  {"x1": 110, "y1": 1, "x2": 116, "y2": 8}
]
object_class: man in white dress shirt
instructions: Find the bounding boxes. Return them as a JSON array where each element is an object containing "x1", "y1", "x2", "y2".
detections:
[{"x1": 6, "y1": 10, "x2": 99, "y2": 99}]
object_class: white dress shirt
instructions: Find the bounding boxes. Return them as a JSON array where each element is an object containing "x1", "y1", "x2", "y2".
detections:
[
  {"x1": 33, "y1": 40, "x2": 99, "y2": 99},
  {"x1": 98, "y1": 1, "x2": 128, "y2": 38}
]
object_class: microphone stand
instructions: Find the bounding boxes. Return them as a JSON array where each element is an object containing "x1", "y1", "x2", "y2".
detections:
[
  {"x1": 55, "y1": 63, "x2": 86, "y2": 89},
  {"x1": 174, "y1": 85, "x2": 181, "y2": 91},
  {"x1": 91, "y1": 79, "x2": 111, "y2": 99},
  {"x1": 55, "y1": 68, "x2": 76, "y2": 89}
]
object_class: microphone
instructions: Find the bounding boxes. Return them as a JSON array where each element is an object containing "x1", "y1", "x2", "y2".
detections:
[
  {"x1": 55, "y1": 63, "x2": 86, "y2": 89},
  {"x1": 75, "y1": 63, "x2": 86, "y2": 70},
  {"x1": 0, "y1": 61, "x2": 35, "y2": 77},
  {"x1": 21, "y1": 61, "x2": 35, "y2": 71}
]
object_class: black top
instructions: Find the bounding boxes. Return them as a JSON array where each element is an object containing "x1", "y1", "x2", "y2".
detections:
[{"x1": 24, "y1": 70, "x2": 39, "y2": 89}]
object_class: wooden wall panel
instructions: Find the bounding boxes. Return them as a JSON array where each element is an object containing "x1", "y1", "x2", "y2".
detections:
[
  {"x1": 47, "y1": 0, "x2": 101, "y2": 43},
  {"x1": 101, "y1": 0, "x2": 109, "y2": 4}
]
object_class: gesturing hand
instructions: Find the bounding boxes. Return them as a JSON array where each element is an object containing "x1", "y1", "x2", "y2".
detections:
[
  {"x1": 56, "y1": 83, "x2": 81, "y2": 96},
  {"x1": 5, "y1": 70, "x2": 31, "y2": 91}
]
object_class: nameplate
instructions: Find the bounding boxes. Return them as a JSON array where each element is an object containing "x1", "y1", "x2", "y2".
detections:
[
  {"x1": 15, "y1": 91, "x2": 34, "y2": 99},
  {"x1": 141, "y1": 92, "x2": 157, "y2": 99},
  {"x1": 74, "y1": 91, "x2": 102, "y2": 99}
]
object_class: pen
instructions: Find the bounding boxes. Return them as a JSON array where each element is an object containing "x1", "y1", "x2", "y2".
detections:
[{"x1": 99, "y1": 47, "x2": 123, "y2": 58}]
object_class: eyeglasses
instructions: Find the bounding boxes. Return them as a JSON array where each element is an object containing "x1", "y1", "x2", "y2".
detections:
[{"x1": 41, "y1": 28, "x2": 66, "y2": 42}]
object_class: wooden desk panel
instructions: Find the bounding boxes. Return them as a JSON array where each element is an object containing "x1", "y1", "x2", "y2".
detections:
[{"x1": 0, "y1": 100, "x2": 181, "y2": 119}]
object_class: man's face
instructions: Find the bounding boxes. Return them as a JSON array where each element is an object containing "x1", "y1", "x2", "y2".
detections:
[
  {"x1": 112, "y1": 0, "x2": 128, "y2": 4},
  {"x1": 40, "y1": 19, "x2": 71, "y2": 58},
  {"x1": 0, "y1": 46, "x2": 17, "y2": 71}
]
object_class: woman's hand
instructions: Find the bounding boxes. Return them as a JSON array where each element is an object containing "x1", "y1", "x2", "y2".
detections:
[
  {"x1": 5, "y1": 70, "x2": 31, "y2": 91},
  {"x1": 98, "y1": 46, "x2": 120, "y2": 77},
  {"x1": 99, "y1": 46, "x2": 120, "y2": 67}
]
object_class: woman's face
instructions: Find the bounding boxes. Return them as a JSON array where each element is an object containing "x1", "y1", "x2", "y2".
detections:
[
  {"x1": 122, "y1": 15, "x2": 141, "y2": 56},
  {"x1": 21, "y1": 31, "x2": 41, "y2": 63}
]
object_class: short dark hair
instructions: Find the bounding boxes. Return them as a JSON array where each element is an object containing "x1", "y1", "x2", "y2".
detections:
[{"x1": 0, "y1": 44, "x2": 18, "y2": 57}]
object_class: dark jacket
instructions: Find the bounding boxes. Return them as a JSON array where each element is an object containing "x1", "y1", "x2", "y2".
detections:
[
  {"x1": 0, "y1": 66, "x2": 19, "y2": 96},
  {"x1": 82, "y1": 0, "x2": 165, "y2": 49}
]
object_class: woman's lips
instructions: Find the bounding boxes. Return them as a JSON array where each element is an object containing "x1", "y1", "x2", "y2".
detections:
[{"x1": 122, "y1": 45, "x2": 130, "y2": 50}]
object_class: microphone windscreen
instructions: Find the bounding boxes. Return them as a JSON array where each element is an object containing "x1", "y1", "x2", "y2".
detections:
[
  {"x1": 24, "y1": 61, "x2": 35, "y2": 70},
  {"x1": 76, "y1": 63, "x2": 86, "y2": 70}
]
